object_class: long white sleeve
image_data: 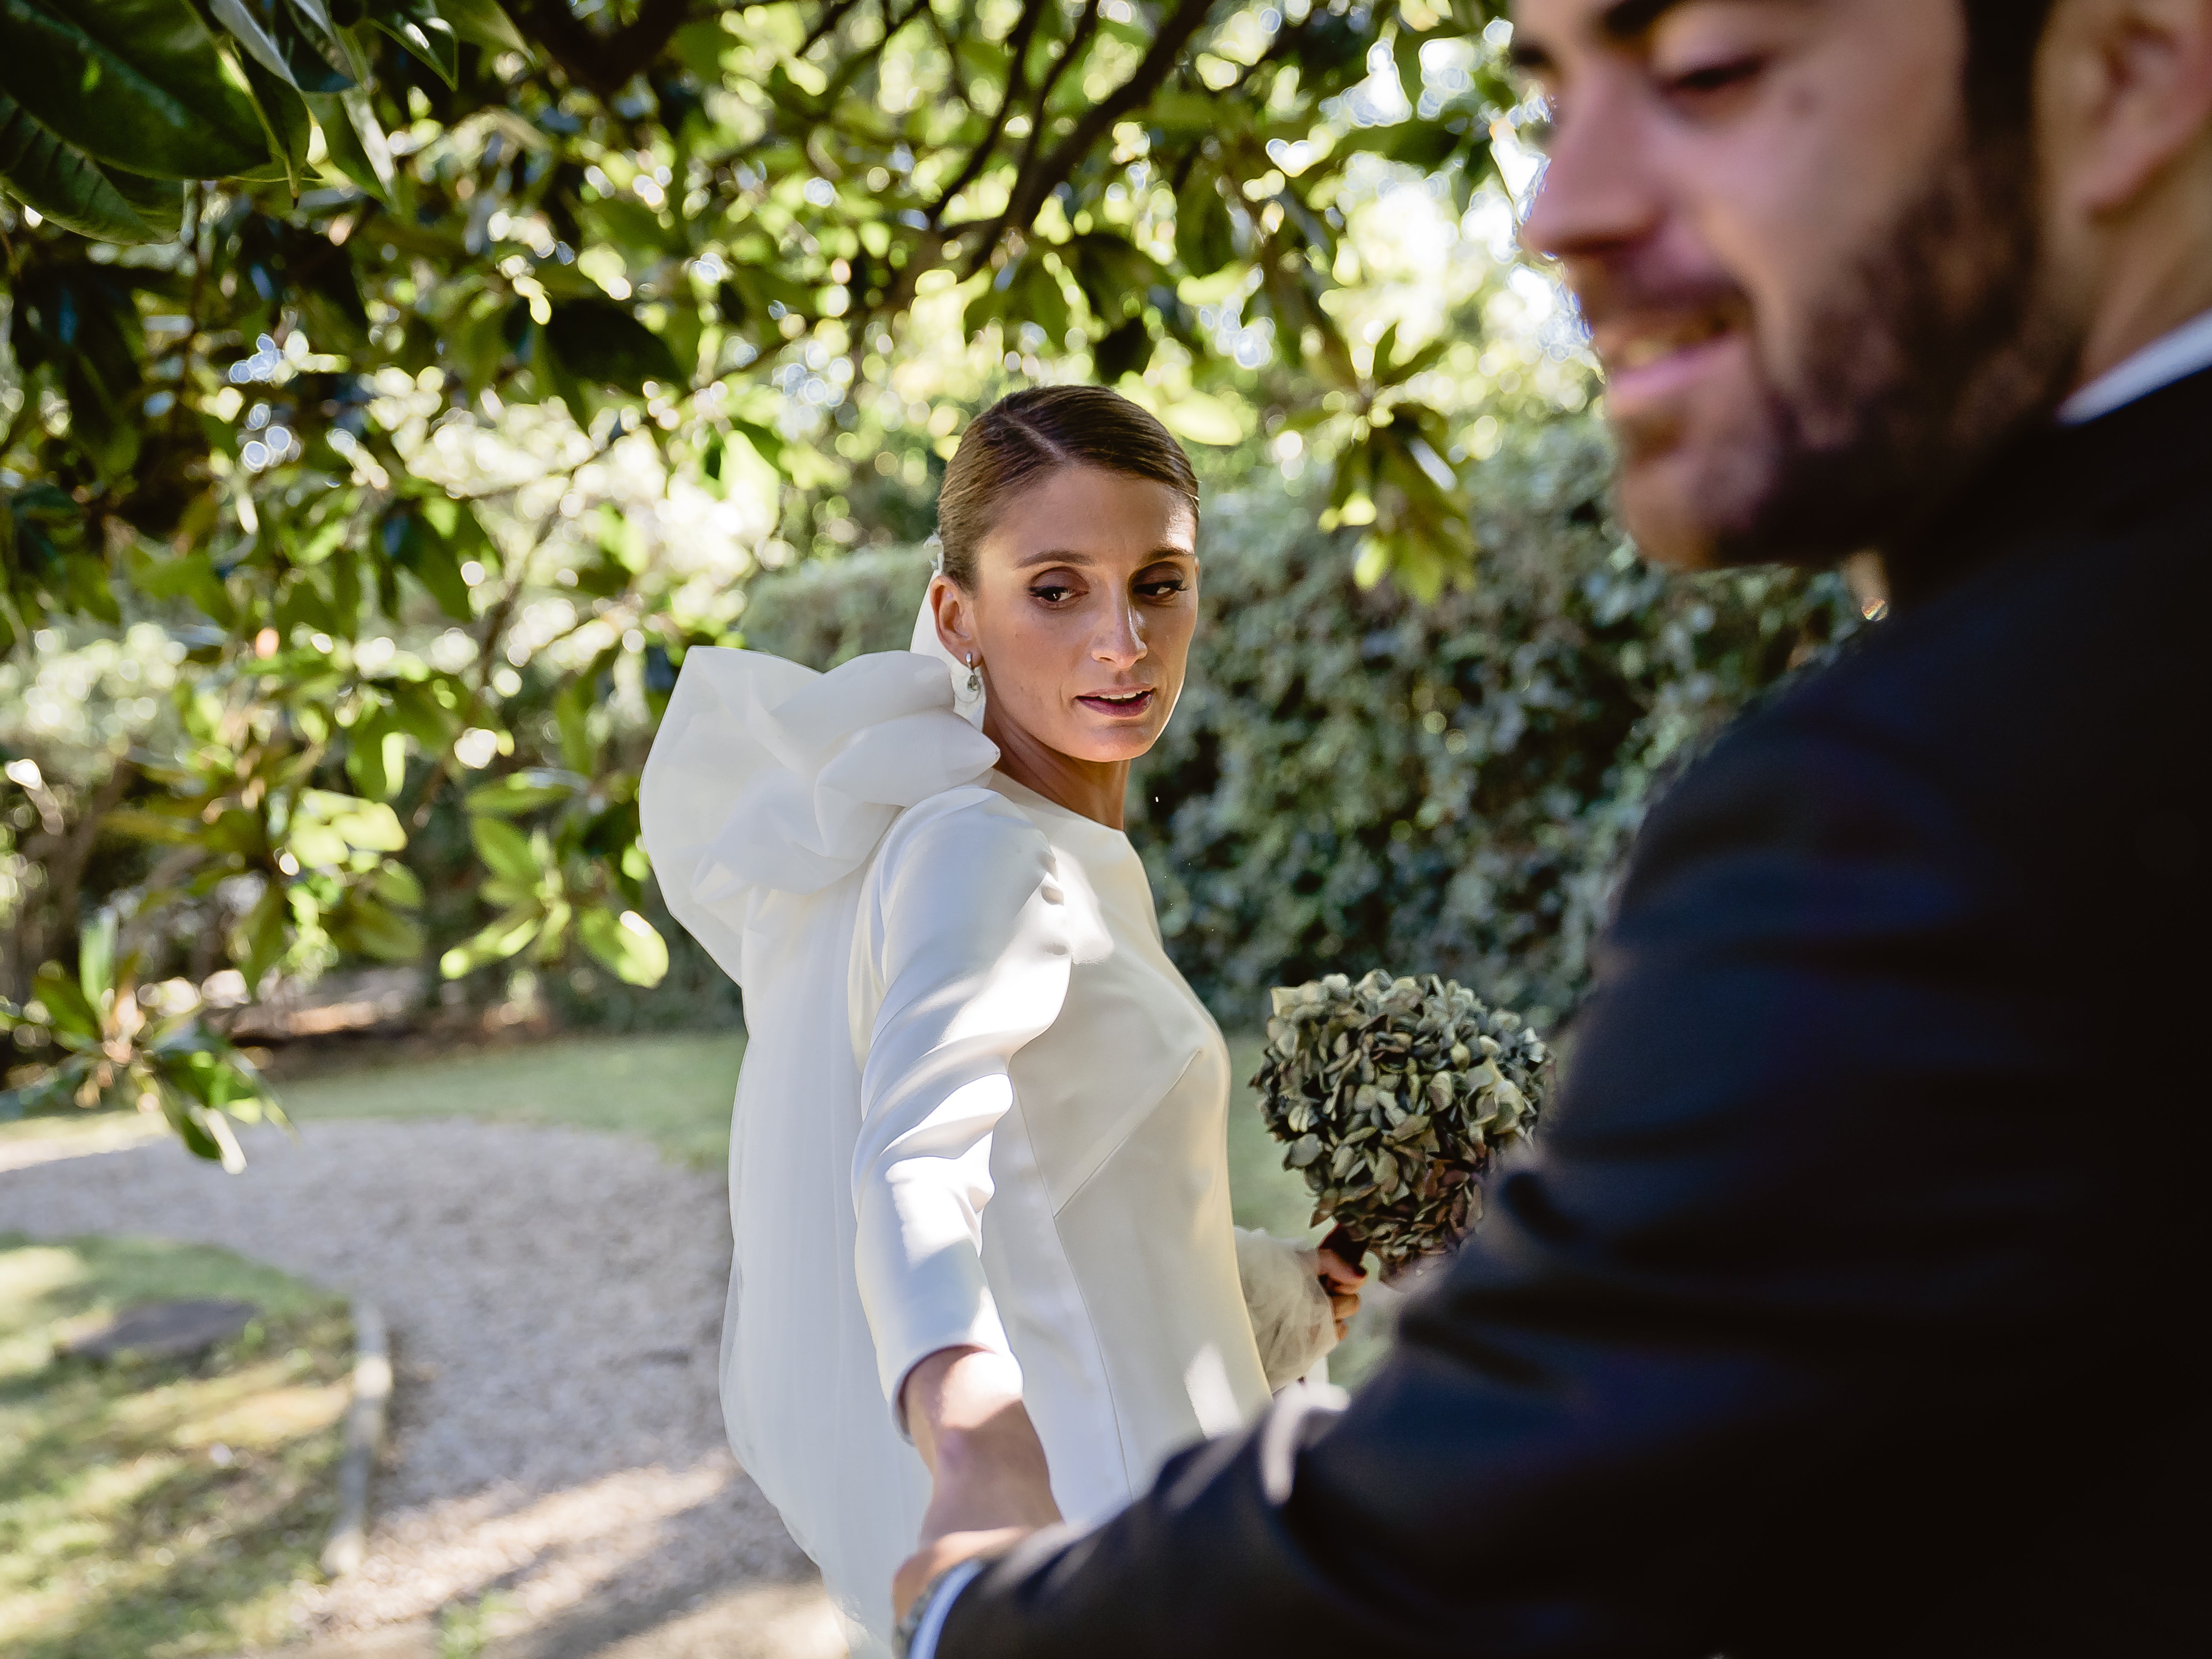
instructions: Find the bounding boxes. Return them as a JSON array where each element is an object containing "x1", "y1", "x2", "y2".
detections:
[
  {"x1": 1233, "y1": 1228, "x2": 1338, "y2": 1390},
  {"x1": 851, "y1": 790, "x2": 1074, "y2": 1416}
]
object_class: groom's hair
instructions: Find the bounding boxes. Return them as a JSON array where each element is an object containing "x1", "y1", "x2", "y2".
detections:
[
  {"x1": 934, "y1": 385, "x2": 1199, "y2": 590},
  {"x1": 1965, "y1": 0, "x2": 2063, "y2": 131}
]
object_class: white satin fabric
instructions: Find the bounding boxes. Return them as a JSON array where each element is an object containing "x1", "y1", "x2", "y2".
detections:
[{"x1": 640, "y1": 623, "x2": 1330, "y2": 1654}]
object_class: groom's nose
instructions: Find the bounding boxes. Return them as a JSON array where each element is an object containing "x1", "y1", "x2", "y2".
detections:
[{"x1": 1518, "y1": 65, "x2": 1670, "y2": 283}]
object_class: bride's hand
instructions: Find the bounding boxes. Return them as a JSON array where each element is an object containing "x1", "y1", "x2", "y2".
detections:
[
  {"x1": 1318, "y1": 1250, "x2": 1367, "y2": 1341},
  {"x1": 902, "y1": 1346, "x2": 1063, "y2": 1538}
]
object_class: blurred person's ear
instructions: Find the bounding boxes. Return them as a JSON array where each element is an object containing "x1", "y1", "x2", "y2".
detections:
[
  {"x1": 2038, "y1": 0, "x2": 2212, "y2": 374},
  {"x1": 2043, "y1": 0, "x2": 2212, "y2": 209}
]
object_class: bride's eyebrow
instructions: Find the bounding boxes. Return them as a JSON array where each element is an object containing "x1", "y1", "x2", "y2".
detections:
[{"x1": 1012, "y1": 547, "x2": 1195, "y2": 569}]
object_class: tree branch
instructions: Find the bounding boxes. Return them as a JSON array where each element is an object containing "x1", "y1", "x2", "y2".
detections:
[
  {"x1": 927, "y1": 0, "x2": 1051, "y2": 226},
  {"x1": 801, "y1": 0, "x2": 868, "y2": 56},
  {"x1": 511, "y1": 0, "x2": 696, "y2": 102},
  {"x1": 998, "y1": 0, "x2": 1101, "y2": 219},
  {"x1": 920, "y1": 5, "x2": 975, "y2": 112},
  {"x1": 966, "y1": 0, "x2": 1214, "y2": 277}
]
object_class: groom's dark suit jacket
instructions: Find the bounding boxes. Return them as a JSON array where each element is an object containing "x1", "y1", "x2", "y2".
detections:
[{"x1": 940, "y1": 369, "x2": 2211, "y2": 1657}]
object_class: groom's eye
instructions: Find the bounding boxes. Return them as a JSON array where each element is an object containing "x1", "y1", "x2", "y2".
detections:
[{"x1": 1661, "y1": 54, "x2": 1766, "y2": 106}]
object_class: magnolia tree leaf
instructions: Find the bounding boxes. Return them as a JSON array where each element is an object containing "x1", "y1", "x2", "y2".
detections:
[
  {"x1": 345, "y1": 713, "x2": 409, "y2": 802},
  {"x1": 304, "y1": 87, "x2": 395, "y2": 200},
  {"x1": 578, "y1": 905, "x2": 669, "y2": 988},
  {"x1": 230, "y1": 49, "x2": 315, "y2": 188},
  {"x1": 0, "y1": 93, "x2": 168, "y2": 242},
  {"x1": 369, "y1": 0, "x2": 459, "y2": 87},
  {"x1": 379, "y1": 506, "x2": 472, "y2": 620},
  {"x1": 210, "y1": 0, "x2": 351, "y2": 93},
  {"x1": 1156, "y1": 389, "x2": 1245, "y2": 448},
  {"x1": 543, "y1": 299, "x2": 681, "y2": 392},
  {"x1": 434, "y1": 0, "x2": 527, "y2": 55},
  {"x1": 102, "y1": 165, "x2": 184, "y2": 238},
  {"x1": 232, "y1": 883, "x2": 289, "y2": 992},
  {"x1": 77, "y1": 908, "x2": 119, "y2": 1002},
  {"x1": 469, "y1": 814, "x2": 542, "y2": 883},
  {"x1": 31, "y1": 961, "x2": 102, "y2": 1042},
  {"x1": 439, "y1": 901, "x2": 543, "y2": 977},
  {"x1": 330, "y1": 892, "x2": 424, "y2": 960},
  {"x1": 465, "y1": 768, "x2": 586, "y2": 817},
  {"x1": 0, "y1": 0, "x2": 273, "y2": 180}
]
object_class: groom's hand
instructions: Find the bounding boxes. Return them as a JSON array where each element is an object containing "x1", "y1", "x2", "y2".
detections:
[{"x1": 893, "y1": 1525, "x2": 1034, "y2": 1624}]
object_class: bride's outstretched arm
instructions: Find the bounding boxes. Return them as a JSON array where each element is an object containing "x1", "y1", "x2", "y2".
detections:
[
  {"x1": 849, "y1": 795, "x2": 1073, "y2": 1424},
  {"x1": 903, "y1": 1345, "x2": 1063, "y2": 1535}
]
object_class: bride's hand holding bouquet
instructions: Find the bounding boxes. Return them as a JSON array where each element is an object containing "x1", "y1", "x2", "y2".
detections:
[{"x1": 1255, "y1": 971, "x2": 1553, "y2": 1283}]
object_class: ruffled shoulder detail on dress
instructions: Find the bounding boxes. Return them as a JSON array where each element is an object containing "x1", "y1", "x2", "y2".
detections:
[{"x1": 640, "y1": 647, "x2": 1000, "y2": 979}]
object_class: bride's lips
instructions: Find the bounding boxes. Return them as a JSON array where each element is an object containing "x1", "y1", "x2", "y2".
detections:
[{"x1": 1075, "y1": 686, "x2": 1157, "y2": 718}]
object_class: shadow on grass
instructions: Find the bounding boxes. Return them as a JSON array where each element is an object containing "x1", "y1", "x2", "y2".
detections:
[{"x1": 0, "y1": 1235, "x2": 351, "y2": 1658}]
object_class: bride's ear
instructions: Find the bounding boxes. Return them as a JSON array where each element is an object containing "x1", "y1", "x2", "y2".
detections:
[{"x1": 928, "y1": 573, "x2": 978, "y2": 661}]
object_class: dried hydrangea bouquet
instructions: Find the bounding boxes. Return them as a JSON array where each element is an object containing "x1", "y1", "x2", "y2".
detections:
[{"x1": 1253, "y1": 971, "x2": 1553, "y2": 1280}]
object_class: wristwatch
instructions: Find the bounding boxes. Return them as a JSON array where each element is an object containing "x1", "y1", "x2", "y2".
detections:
[{"x1": 893, "y1": 1558, "x2": 989, "y2": 1659}]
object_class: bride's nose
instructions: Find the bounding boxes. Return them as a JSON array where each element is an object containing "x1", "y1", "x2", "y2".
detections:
[{"x1": 1090, "y1": 596, "x2": 1146, "y2": 667}]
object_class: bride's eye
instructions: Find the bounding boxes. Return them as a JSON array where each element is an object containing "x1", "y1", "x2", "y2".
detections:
[
  {"x1": 1135, "y1": 577, "x2": 1188, "y2": 601},
  {"x1": 1029, "y1": 581, "x2": 1076, "y2": 604}
]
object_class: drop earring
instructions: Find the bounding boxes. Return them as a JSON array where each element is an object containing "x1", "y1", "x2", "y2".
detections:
[{"x1": 965, "y1": 653, "x2": 981, "y2": 698}]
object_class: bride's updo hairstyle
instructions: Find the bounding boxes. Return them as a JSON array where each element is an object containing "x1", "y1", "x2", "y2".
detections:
[{"x1": 934, "y1": 386, "x2": 1200, "y2": 588}]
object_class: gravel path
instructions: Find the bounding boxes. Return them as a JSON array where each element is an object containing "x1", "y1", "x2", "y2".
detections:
[{"x1": 0, "y1": 1119, "x2": 842, "y2": 1657}]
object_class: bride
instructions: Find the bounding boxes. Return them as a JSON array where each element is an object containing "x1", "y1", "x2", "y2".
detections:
[{"x1": 640, "y1": 385, "x2": 1362, "y2": 1654}]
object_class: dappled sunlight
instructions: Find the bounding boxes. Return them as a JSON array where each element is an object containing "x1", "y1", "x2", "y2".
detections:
[
  {"x1": 302, "y1": 1456, "x2": 783, "y2": 1634},
  {"x1": 0, "y1": 1238, "x2": 350, "y2": 1659}
]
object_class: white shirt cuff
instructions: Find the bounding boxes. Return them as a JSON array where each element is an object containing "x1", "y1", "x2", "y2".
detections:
[{"x1": 906, "y1": 1557, "x2": 989, "y2": 1659}]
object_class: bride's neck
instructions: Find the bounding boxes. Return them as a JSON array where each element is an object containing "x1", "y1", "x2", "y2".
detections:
[{"x1": 983, "y1": 708, "x2": 1129, "y2": 830}]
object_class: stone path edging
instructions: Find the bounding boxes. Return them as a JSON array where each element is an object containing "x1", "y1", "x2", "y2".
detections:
[{"x1": 324, "y1": 1299, "x2": 392, "y2": 1579}]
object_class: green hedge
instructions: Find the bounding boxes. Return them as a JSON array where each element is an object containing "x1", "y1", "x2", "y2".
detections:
[{"x1": 737, "y1": 421, "x2": 1859, "y2": 1032}]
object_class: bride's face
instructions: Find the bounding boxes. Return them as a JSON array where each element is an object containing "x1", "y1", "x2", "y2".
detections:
[{"x1": 930, "y1": 464, "x2": 1200, "y2": 766}]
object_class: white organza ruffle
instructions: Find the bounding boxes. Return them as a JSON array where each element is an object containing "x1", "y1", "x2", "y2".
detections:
[
  {"x1": 639, "y1": 643, "x2": 1002, "y2": 1654},
  {"x1": 641, "y1": 645, "x2": 998, "y2": 983}
]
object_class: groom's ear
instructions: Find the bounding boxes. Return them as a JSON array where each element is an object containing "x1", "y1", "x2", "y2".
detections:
[{"x1": 2043, "y1": 0, "x2": 2212, "y2": 214}]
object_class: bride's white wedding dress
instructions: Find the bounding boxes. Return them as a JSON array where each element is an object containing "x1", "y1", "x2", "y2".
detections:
[{"x1": 639, "y1": 611, "x2": 1333, "y2": 1655}]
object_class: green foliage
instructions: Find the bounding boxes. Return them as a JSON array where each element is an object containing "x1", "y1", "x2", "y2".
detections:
[
  {"x1": 0, "y1": 2, "x2": 1574, "y2": 1155},
  {"x1": 736, "y1": 542, "x2": 931, "y2": 667},
  {"x1": 0, "y1": 908, "x2": 282, "y2": 1166},
  {"x1": 1131, "y1": 425, "x2": 1863, "y2": 1029}
]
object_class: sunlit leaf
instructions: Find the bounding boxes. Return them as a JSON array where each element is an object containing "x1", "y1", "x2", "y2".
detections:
[
  {"x1": 439, "y1": 901, "x2": 544, "y2": 978},
  {"x1": 578, "y1": 905, "x2": 669, "y2": 988},
  {"x1": 470, "y1": 814, "x2": 542, "y2": 883},
  {"x1": 465, "y1": 768, "x2": 587, "y2": 817},
  {"x1": 369, "y1": 0, "x2": 458, "y2": 87}
]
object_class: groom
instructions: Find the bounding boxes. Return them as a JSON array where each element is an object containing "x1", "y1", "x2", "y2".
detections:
[{"x1": 897, "y1": 1, "x2": 2211, "y2": 1653}]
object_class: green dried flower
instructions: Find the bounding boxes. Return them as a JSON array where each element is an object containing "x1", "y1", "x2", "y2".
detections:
[{"x1": 1251, "y1": 970, "x2": 1552, "y2": 1279}]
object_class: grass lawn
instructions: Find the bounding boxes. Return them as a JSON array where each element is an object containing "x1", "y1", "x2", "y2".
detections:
[
  {"x1": 274, "y1": 1031, "x2": 750, "y2": 1170},
  {"x1": 0, "y1": 1234, "x2": 353, "y2": 1659}
]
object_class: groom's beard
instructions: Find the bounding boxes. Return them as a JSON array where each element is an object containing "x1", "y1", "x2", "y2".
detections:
[{"x1": 1720, "y1": 126, "x2": 2084, "y2": 567}]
